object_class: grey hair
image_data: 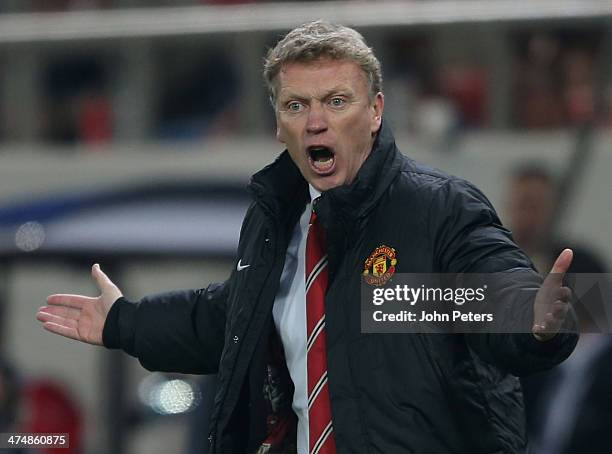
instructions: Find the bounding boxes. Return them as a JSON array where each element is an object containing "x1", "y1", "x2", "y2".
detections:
[{"x1": 263, "y1": 20, "x2": 383, "y2": 106}]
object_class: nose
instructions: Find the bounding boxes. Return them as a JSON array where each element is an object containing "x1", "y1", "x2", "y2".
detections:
[{"x1": 306, "y1": 100, "x2": 328, "y2": 135}]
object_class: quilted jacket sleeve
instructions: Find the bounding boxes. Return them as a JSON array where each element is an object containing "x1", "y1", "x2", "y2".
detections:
[
  {"x1": 430, "y1": 177, "x2": 578, "y2": 376},
  {"x1": 102, "y1": 280, "x2": 228, "y2": 374}
]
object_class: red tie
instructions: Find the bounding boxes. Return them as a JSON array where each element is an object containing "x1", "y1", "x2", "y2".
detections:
[{"x1": 305, "y1": 209, "x2": 337, "y2": 454}]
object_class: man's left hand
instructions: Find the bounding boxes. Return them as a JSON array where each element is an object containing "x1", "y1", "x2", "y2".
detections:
[{"x1": 532, "y1": 248, "x2": 574, "y2": 341}]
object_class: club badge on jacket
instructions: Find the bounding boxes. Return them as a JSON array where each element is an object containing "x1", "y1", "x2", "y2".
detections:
[{"x1": 363, "y1": 245, "x2": 397, "y2": 286}]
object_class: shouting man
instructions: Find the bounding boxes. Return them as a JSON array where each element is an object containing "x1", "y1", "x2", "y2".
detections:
[{"x1": 37, "y1": 21, "x2": 576, "y2": 454}]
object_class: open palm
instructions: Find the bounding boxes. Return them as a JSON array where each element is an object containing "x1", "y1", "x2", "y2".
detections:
[
  {"x1": 532, "y1": 248, "x2": 573, "y2": 341},
  {"x1": 36, "y1": 264, "x2": 122, "y2": 346}
]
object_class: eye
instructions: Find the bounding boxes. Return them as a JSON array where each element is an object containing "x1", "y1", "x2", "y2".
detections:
[
  {"x1": 286, "y1": 101, "x2": 304, "y2": 113},
  {"x1": 329, "y1": 96, "x2": 347, "y2": 109}
]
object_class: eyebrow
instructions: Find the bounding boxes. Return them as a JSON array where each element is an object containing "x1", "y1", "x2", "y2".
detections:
[{"x1": 280, "y1": 85, "x2": 354, "y2": 102}]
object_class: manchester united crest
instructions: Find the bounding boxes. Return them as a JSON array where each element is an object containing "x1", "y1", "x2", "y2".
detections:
[{"x1": 363, "y1": 245, "x2": 397, "y2": 286}]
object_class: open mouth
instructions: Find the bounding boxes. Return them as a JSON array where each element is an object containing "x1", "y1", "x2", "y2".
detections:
[{"x1": 307, "y1": 146, "x2": 336, "y2": 175}]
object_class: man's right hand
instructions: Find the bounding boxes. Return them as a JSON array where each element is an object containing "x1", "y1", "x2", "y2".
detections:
[{"x1": 36, "y1": 264, "x2": 123, "y2": 346}]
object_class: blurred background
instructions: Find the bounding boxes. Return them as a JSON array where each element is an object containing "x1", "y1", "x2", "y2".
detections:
[{"x1": 0, "y1": 1, "x2": 611, "y2": 453}]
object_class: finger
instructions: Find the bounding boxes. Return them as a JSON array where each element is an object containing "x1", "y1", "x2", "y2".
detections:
[
  {"x1": 533, "y1": 315, "x2": 556, "y2": 336},
  {"x1": 544, "y1": 311, "x2": 563, "y2": 330},
  {"x1": 532, "y1": 323, "x2": 547, "y2": 336},
  {"x1": 47, "y1": 294, "x2": 97, "y2": 309},
  {"x1": 541, "y1": 249, "x2": 573, "y2": 292},
  {"x1": 37, "y1": 305, "x2": 80, "y2": 320},
  {"x1": 551, "y1": 301, "x2": 569, "y2": 322},
  {"x1": 42, "y1": 322, "x2": 80, "y2": 341},
  {"x1": 36, "y1": 311, "x2": 78, "y2": 330},
  {"x1": 534, "y1": 308, "x2": 563, "y2": 328},
  {"x1": 92, "y1": 263, "x2": 115, "y2": 292},
  {"x1": 36, "y1": 309, "x2": 55, "y2": 323},
  {"x1": 548, "y1": 248, "x2": 574, "y2": 279},
  {"x1": 555, "y1": 286, "x2": 572, "y2": 302}
]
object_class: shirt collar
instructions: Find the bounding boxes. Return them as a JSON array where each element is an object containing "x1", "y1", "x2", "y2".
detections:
[{"x1": 309, "y1": 185, "x2": 321, "y2": 203}]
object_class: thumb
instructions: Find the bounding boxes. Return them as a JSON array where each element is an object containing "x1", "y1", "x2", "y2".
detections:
[
  {"x1": 550, "y1": 248, "x2": 574, "y2": 274},
  {"x1": 545, "y1": 248, "x2": 574, "y2": 287},
  {"x1": 91, "y1": 263, "x2": 116, "y2": 293}
]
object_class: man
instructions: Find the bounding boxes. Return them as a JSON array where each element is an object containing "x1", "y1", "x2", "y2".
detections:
[
  {"x1": 505, "y1": 163, "x2": 609, "y2": 454},
  {"x1": 37, "y1": 21, "x2": 576, "y2": 454},
  {"x1": 505, "y1": 163, "x2": 606, "y2": 275}
]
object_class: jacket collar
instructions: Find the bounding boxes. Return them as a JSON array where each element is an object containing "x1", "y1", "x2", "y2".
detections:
[
  {"x1": 248, "y1": 119, "x2": 401, "y2": 223},
  {"x1": 321, "y1": 119, "x2": 401, "y2": 221},
  {"x1": 248, "y1": 148, "x2": 309, "y2": 224}
]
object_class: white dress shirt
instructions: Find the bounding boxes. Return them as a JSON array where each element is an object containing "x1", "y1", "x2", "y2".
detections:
[{"x1": 272, "y1": 185, "x2": 320, "y2": 454}]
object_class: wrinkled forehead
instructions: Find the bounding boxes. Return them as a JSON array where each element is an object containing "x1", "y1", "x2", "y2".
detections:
[{"x1": 276, "y1": 58, "x2": 369, "y2": 98}]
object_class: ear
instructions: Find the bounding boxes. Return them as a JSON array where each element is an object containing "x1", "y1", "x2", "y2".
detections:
[{"x1": 370, "y1": 92, "x2": 384, "y2": 134}]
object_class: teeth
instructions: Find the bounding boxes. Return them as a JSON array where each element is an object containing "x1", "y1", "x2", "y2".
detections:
[{"x1": 313, "y1": 157, "x2": 334, "y2": 170}]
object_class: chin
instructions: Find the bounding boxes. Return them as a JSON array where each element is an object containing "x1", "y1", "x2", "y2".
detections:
[{"x1": 310, "y1": 175, "x2": 345, "y2": 193}]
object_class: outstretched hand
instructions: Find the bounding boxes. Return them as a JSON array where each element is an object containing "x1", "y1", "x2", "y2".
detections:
[
  {"x1": 36, "y1": 264, "x2": 123, "y2": 346},
  {"x1": 532, "y1": 248, "x2": 573, "y2": 342}
]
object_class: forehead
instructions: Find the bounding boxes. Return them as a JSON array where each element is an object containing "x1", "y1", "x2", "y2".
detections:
[
  {"x1": 513, "y1": 176, "x2": 553, "y2": 192},
  {"x1": 277, "y1": 58, "x2": 368, "y2": 97},
  {"x1": 511, "y1": 177, "x2": 554, "y2": 203}
]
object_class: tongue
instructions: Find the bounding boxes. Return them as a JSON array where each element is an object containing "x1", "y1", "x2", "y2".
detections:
[{"x1": 313, "y1": 156, "x2": 334, "y2": 171}]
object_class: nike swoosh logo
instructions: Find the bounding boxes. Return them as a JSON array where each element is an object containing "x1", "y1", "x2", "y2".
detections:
[{"x1": 237, "y1": 259, "x2": 250, "y2": 271}]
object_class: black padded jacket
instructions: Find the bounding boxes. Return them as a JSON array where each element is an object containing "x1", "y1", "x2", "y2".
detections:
[{"x1": 103, "y1": 121, "x2": 577, "y2": 454}]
